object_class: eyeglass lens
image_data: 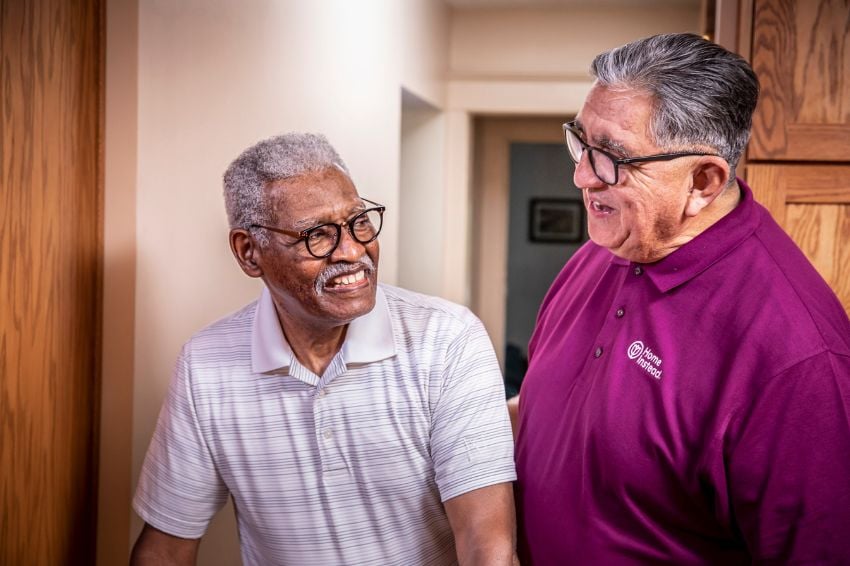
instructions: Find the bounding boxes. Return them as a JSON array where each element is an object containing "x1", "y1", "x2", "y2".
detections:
[
  {"x1": 565, "y1": 126, "x2": 617, "y2": 185},
  {"x1": 305, "y1": 208, "x2": 383, "y2": 257}
]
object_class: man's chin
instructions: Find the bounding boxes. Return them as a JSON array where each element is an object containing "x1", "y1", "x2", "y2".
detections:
[
  {"x1": 590, "y1": 232, "x2": 639, "y2": 262},
  {"x1": 322, "y1": 292, "x2": 377, "y2": 323}
]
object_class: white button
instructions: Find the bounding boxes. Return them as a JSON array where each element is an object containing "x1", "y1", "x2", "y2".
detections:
[
  {"x1": 317, "y1": 388, "x2": 327, "y2": 398},
  {"x1": 323, "y1": 429, "x2": 333, "y2": 440}
]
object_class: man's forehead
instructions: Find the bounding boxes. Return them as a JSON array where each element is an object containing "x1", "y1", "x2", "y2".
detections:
[
  {"x1": 576, "y1": 85, "x2": 654, "y2": 149},
  {"x1": 266, "y1": 171, "x2": 364, "y2": 226},
  {"x1": 267, "y1": 169, "x2": 356, "y2": 199},
  {"x1": 268, "y1": 165, "x2": 351, "y2": 187}
]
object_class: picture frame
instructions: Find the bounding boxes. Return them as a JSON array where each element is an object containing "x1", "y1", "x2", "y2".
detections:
[{"x1": 528, "y1": 198, "x2": 585, "y2": 243}]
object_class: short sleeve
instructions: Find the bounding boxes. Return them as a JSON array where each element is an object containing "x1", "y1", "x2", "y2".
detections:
[
  {"x1": 132, "y1": 342, "x2": 230, "y2": 538},
  {"x1": 728, "y1": 351, "x2": 850, "y2": 562},
  {"x1": 430, "y1": 314, "x2": 517, "y2": 502}
]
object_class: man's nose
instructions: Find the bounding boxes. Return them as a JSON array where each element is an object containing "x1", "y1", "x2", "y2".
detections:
[
  {"x1": 573, "y1": 151, "x2": 605, "y2": 189},
  {"x1": 330, "y1": 225, "x2": 364, "y2": 262}
]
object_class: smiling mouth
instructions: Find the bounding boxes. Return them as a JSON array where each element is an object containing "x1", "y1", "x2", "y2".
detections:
[
  {"x1": 591, "y1": 200, "x2": 615, "y2": 214},
  {"x1": 326, "y1": 269, "x2": 367, "y2": 288}
]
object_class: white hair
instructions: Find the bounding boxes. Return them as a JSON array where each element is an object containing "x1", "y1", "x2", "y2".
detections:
[{"x1": 223, "y1": 133, "x2": 350, "y2": 240}]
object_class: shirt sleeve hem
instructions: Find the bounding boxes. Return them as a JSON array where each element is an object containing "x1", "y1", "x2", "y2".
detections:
[
  {"x1": 133, "y1": 498, "x2": 208, "y2": 540},
  {"x1": 438, "y1": 467, "x2": 517, "y2": 503}
]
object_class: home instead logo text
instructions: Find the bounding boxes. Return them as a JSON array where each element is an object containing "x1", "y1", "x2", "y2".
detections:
[{"x1": 627, "y1": 340, "x2": 663, "y2": 380}]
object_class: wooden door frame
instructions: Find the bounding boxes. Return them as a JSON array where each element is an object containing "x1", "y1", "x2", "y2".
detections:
[
  {"x1": 471, "y1": 116, "x2": 570, "y2": 366},
  {"x1": 97, "y1": 0, "x2": 139, "y2": 563}
]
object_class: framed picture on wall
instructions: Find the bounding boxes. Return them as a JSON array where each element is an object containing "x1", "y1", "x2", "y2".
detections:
[{"x1": 528, "y1": 198, "x2": 585, "y2": 243}]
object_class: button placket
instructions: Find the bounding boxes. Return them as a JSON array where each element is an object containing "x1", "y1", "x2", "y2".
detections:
[
  {"x1": 312, "y1": 377, "x2": 349, "y2": 477},
  {"x1": 592, "y1": 265, "x2": 636, "y2": 360},
  {"x1": 314, "y1": 412, "x2": 345, "y2": 471}
]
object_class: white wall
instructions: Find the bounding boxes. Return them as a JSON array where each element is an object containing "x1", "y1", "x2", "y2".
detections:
[
  {"x1": 128, "y1": 1, "x2": 448, "y2": 563},
  {"x1": 399, "y1": 90, "x2": 446, "y2": 296}
]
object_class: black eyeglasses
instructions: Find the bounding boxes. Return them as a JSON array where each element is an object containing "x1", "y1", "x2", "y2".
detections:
[
  {"x1": 563, "y1": 121, "x2": 720, "y2": 185},
  {"x1": 250, "y1": 198, "x2": 385, "y2": 259}
]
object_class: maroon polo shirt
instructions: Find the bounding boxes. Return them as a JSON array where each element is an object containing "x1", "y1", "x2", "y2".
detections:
[{"x1": 515, "y1": 180, "x2": 850, "y2": 564}]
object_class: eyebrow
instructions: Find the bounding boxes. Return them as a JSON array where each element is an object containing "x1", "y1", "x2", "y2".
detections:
[
  {"x1": 596, "y1": 136, "x2": 630, "y2": 157},
  {"x1": 291, "y1": 217, "x2": 319, "y2": 231},
  {"x1": 292, "y1": 202, "x2": 370, "y2": 231},
  {"x1": 573, "y1": 120, "x2": 631, "y2": 157}
]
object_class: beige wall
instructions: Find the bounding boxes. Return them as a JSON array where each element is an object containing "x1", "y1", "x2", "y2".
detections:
[
  {"x1": 99, "y1": 0, "x2": 138, "y2": 563},
  {"x1": 399, "y1": 92, "x2": 447, "y2": 297},
  {"x1": 102, "y1": 1, "x2": 700, "y2": 563},
  {"x1": 450, "y1": 4, "x2": 701, "y2": 79}
]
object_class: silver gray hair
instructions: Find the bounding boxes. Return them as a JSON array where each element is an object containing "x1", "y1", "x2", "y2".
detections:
[
  {"x1": 223, "y1": 133, "x2": 350, "y2": 238},
  {"x1": 590, "y1": 33, "x2": 759, "y2": 179}
]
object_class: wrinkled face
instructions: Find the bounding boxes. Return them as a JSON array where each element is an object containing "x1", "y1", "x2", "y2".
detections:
[
  {"x1": 257, "y1": 167, "x2": 379, "y2": 332},
  {"x1": 574, "y1": 84, "x2": 698, "y2": 262}
]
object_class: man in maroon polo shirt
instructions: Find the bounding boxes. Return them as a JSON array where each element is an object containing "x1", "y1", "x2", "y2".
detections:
[{"x1": 514, "y1": 33, "x2": 850, "y2": 564}]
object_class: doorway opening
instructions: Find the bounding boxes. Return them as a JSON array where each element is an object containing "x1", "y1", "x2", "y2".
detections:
[{"x1": 471, "y1": 116, "x2": 588, "y2": 396}]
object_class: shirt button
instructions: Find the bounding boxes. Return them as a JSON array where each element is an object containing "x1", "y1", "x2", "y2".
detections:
[
  {"x1": 616, "y1": 307, "x2": 625, "y2": 318},
  {"x1": 322, "y1": 429, "x2": 333, "y2": 440},
  {"x1": 594, "y1": 347, "x2": 603, "y2": 358},
  {"x1": 317, "y1": 388, "x2": 327, "y2": 398},
  {"x1": 634, "y1": 266, "x2": 643, "y2": 276}
]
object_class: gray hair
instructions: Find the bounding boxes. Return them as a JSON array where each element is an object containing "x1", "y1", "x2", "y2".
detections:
[
  {"x1": 590, "y1": 33, "x2": 759, "y2": 179},
  {"x1": 223, "y1": 133, "x2": 350, "y2": 237}
]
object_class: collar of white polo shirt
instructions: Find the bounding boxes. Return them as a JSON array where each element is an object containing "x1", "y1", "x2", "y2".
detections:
[{"x1": 250, "y1": 285, "x2": 396, "y2": 374}]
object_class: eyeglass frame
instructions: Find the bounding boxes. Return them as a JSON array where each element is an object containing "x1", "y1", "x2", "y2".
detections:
[
  {"x1": 249, "y1": 198, "x2": 386, "y2": 259},
  {"x1": 563, "y1": 121, "x2": 721, "y2": 186}
]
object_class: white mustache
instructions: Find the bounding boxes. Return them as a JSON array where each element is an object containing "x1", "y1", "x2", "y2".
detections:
[{"x1": 314, "y1": 255, "x2": 376, "y2": 295}]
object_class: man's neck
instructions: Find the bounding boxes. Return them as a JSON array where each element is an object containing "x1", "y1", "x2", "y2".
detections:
[
  {"x1": 283, "y1": 323, "x2": 347, "y2": 378},
  {"x1": 633, "y1": 181, "x2": 742, "y2": 264},
  {"x1": 273, "y1": 306, "x2": 349, "y2": 377}
]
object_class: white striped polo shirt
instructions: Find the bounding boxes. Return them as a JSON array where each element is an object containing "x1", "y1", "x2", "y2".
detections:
[{"x1": 133, "y1": 283, "x2": 516, "y2": 565}]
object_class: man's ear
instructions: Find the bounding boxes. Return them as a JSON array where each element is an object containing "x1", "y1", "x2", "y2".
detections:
[
  {"x1": 684, "y1": 156, "x2": 731, "y2": 217},
  {"x1": 230, "y1": 229, "x2": 263, "y2": 278}
]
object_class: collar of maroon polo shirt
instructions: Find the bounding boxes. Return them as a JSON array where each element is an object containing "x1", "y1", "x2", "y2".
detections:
[{"x1": 629, "y1": 178, "x2": 761, "y2": 294}]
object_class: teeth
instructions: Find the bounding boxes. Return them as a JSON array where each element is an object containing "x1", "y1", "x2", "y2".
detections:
[{"x1": 330, "y1": 270, "x2": 365, "y2": 287}]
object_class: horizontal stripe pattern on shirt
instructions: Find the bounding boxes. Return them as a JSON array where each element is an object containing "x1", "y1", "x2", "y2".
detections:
[{"x1": 134, "y1": 284, "x2": 515, "y2": 565}]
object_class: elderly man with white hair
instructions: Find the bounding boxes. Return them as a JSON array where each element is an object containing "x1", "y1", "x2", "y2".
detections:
[{"x1": 131, "y1": 133, "x2": 518, "y2": 566}]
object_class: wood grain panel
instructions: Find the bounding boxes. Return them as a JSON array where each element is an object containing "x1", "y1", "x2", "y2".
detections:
[
  {"x1": 745, "y1": 164, "x2": 788, "y2": 222},
  {"x1": 1, "y1": 0, "x2": 103, "y2": 564},
  {"x1": 750, "y1": 0, "x2": 850, "y2": 160},
  {"x1": 836, "y1": 205, "x2": 850, "y2": 314},
  {"x1": 786, "y1": 204, "x2": 850, "y2": 313},
  {"x1": 748, "y1": 163, "x2": 850, "y2": 205},
  {"x1": 746, "y1": 163, "x2": 850, "y2": 315}
]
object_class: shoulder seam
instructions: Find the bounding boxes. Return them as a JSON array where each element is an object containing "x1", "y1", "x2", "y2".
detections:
[
  {"x1": 382, "y1": 285, "x2": 473, "y2": 326},
  {"x1": 751, "y1": 230, "x2": 833, "y2": 349}
]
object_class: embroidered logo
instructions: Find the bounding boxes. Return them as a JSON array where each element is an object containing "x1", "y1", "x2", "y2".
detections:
[
  {"x1": 627, "y1": 340, "x2": 644, "y2": 359},
  {"x1": 627, "y1": 340, "x2": 663, "y2": 380}
]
